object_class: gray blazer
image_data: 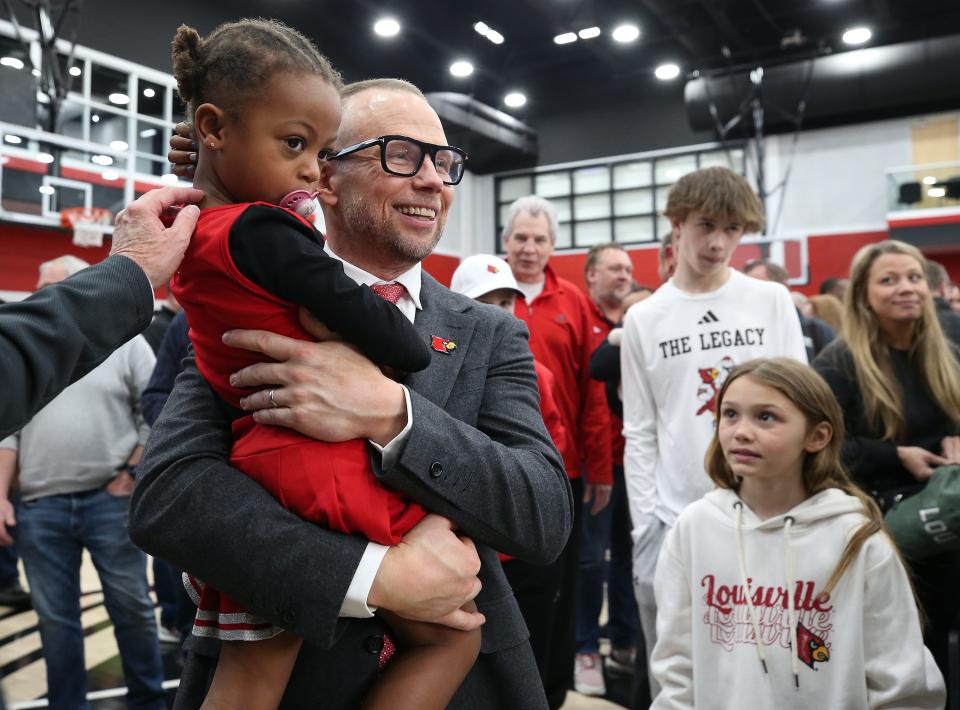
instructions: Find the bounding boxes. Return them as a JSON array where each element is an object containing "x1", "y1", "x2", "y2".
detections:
[
  {"x1": 0, "y1": 256, "x2": 154, "y2": 438},
  {"x1": 130, "y1": 272, "x2": 572, "y2": 708}
]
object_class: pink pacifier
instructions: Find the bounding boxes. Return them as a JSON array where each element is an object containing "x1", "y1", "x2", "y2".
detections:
[{"x1": 279, "y1": 189, "x2": 319, "y2": 218}]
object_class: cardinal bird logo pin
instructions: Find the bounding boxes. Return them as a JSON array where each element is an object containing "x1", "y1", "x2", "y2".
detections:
[
  {"x1": 487, "y1": 263, "x2": 500, "y2": 274},
  {"x1": 431, "y1": 335, "x2": 457, "y2": 354}
]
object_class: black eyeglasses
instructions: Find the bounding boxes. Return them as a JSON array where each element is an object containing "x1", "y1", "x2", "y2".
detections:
[{"x1": 325, "y1": 135, "x2": 468, "y2": 185}]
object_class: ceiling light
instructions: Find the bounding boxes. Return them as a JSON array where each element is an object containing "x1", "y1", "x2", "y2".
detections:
[
  {"x1": 37, "y1": 152, "x2": 54, "y2": 163},
  {"x1": 373, "y1": 18, "x2": 400, "y2": 37},
  {"x1": 160, "y1": 173, "x2": 179, "y2": 185},
  {"x1": 91, "y1": 154, "x2": 113, "y2": 166},
  {"x1": 928, "y1": 187, "x2": 946, "y2": 198},
  {"x1": 110, "y1": 140, "x2": 128, "y2": 151},
  {"x1": 504, "y1": 92, "x2": 527, "y2": 108},
  {"x1": 68, "y1": 65, "x2": 81, "y2": 77},
  {"x1": 39, "y1": 185, "x2": 55, "y2": 195},
  {"x1": 578, "y1": 27, "x2": 601, "y2": 40},
  {"x1": 108, "y1": 92, "x2": 130, "y2": 105},
  {"x1": 449, "y1": 60, "x2": 474, "y2": 78},
  {"x1": 474, "y1": 21, "x2": 489, "y2": 35},
  {"x1": 842, "y1": 27, "x2": 871, "y2": 45},
  {"x1": 142, "y1": 87, "x2": 155, "y2": 98},
  {"x1": 554, "y1": 32, "x2": 577, "y2": 45},
  {"x1": 3, "y1": 134, "x2": 22, "y2": 144},
  {"x1": 101, "y1": 170, "x2": 120, "y2": 181},
  {"x1": 0, "y1": 57, "x2": 24, "y2": 70},
  {"x1": 91, "y1": 114, "x2": 100, "y2": 123},
  {"x1": 655, "y1": 63, "x2": 681, "y2": 80},
  {"x1": 31, "y1": 68, "x2": 40, "y2": 77},
  {"x1": 612, "y1": 24, "x2": 640, "y2": 43},
  {"x1": 140, "y1": 128, "x2": 157, "y2": 138},
  {"x1": 474, "y1": 21, "x2": 504, "y2": 45},
  {"x1": 922, "y1": 176, "x2": 937, "y2": 185},
  {"x1": 487, "y1": 29, "x2": 504, "y2": 44}
]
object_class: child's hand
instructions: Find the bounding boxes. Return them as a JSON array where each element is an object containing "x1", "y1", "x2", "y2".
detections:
[
  {"x1": 298, "y1": 307, "x2": 341, "y2": 342},
  {"x1": 167, "y1": 122, "x2": 197, "y2": 178},
  {"x1": 897, "y1": 446, "x2": 949, "y2": 481}
]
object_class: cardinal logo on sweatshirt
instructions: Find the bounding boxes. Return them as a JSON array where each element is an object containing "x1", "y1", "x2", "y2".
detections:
[
  {"x1": 796, "y1": 622, "x2": 830, "y2": 669},
  {"x1": 695, "y1": 356, "x2": 735, "y2": 416}
]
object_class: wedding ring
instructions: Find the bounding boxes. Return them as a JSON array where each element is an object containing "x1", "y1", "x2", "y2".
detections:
[{"x1": 268, "y1": 389, "x2": 279, "y2": 408}]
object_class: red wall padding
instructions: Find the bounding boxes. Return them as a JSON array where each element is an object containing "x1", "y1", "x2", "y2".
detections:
[{"x1": 0, "y1": 225, "x2": 954, "y2": 299}]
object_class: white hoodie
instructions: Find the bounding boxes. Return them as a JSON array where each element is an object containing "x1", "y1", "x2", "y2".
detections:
[{"x1": 651, "y1": 488, "x2": 945, "y2": 710}]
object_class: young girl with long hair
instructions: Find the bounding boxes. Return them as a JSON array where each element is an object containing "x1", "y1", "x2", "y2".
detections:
[
  {"x1": 650, "y1": 358, "x2": 944, "y2": 709},
  {"x1": 166, "y1": 19, "x2": 477, "y2": 710},
  {"x1": 813, "y1": 240, "x2": 960, "y2": 681}
]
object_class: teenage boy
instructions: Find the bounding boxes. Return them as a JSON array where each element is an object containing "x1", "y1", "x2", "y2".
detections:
[{"x1": 620, "y1": 167, "x2": 807, "y2": 698}]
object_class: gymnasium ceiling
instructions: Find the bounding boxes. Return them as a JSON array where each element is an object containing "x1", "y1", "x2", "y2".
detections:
[{"x1": 251, "y1": 0, "x2": 960, "y2": 116}]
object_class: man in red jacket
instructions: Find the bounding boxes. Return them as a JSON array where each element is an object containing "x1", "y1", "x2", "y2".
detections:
[
  {"x1": 576, "y1": 244, "x2": 642, "y2": 697},
  {"x1": 502, "y1": 195, "x2": 612, "y2": 709}
]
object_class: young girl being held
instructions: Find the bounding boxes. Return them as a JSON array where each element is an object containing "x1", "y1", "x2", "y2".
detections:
[
  {"x1": 650, "y1": 357, "x2": 945, "y2": 709},
  {"x1": 167, "y1": 19, "x2": 477, "y2": 710}
]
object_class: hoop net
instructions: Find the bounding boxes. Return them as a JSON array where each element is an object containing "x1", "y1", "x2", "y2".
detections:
[{"x1": 61, "y1": 207, "x2": 113, "y2": 247}]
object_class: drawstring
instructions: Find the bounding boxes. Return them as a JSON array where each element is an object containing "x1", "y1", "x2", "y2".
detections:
[
  {"x1": 733, "y1": 502, "x2": 768, "y2": 675},
  {"x1": 784, "y1": 516, "x2": 800, "y2": 690}
]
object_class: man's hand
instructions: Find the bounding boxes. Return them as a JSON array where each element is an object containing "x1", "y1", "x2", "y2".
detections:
[
  {"x1": 111, "y1": 186, "x2": 203, "y2": 287},
  {"x1": 105, "y1": 470, "x2": 135, "y2": 497},
  {"x1": 225, "y1": 329, "x2": 407, "y2": 446},
  {"x1": 0, "y1": 498, "x2": 15, "y2": 546},
  {"x1": 584, "y1": 483, "x2": 613, "y2": 515},
  {"x1": 368, "y1": 515, "x2": 485, "y2": 631},
  {"x1": 897, "y1": 446, "x2": 949, "y2": 481}
]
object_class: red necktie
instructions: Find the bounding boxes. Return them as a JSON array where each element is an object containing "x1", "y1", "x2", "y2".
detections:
[{"x1": 371, "y1": 282, "x2": 407, "y2": 304}]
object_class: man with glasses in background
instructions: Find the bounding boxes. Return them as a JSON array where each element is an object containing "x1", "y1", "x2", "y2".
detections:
[{"x1": 131, "y1": 78, "x2": 571, "y2": 709}]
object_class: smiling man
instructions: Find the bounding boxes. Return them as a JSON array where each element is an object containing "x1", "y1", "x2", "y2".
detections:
[
  {"x1": 619, "y1": 166, "x2": 806, "y2": 699},
  {"x1": 130, "y1": 79, "x2": 571, "y2": 709}
]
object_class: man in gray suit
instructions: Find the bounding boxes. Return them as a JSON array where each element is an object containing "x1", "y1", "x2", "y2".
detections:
[{"x1": 129, "y1": 78, "x2": 572, "y2": 708}]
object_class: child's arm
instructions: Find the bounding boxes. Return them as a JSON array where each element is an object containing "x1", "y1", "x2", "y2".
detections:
[
  {"x1": 229, "y1": 205, "x2": 431, "y2": 372},
  {"x1": 649, "y1": 528, "x2": 694, "y2": 709},
  {"x1": 861, "y1": 536, "x2": 945, "y2": 709}
]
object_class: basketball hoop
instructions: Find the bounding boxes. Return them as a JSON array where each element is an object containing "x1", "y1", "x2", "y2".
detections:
[{"x1": 61, "y1": 207, "x2": 112, "y2": 247}]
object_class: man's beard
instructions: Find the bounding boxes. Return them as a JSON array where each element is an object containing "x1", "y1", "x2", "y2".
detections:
[{"x1": 341, "y1": 194, "x2": 444, "y2": 264}]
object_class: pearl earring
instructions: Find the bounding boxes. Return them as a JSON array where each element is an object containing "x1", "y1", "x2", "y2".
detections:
[{"x1": 208, "y1": 142, "x2": 215, "y2": 149}]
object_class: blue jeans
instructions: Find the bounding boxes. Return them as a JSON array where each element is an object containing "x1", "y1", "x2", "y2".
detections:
[
  {"x1": 15, "y1": 488, "x2": 165, "y2": 710},
  {"x1": 575, "y1": 465, "x2": 639, "y2": 654}
]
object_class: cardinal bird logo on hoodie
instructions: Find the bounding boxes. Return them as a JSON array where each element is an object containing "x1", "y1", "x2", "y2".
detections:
[{"x1": 796, "y1": 622, "x2": 830, "y2": 669}]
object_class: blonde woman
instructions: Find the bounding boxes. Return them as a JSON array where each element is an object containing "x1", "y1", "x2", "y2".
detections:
[{"x1": 812, "y1": 239, "x2": 960, "y2": 685}]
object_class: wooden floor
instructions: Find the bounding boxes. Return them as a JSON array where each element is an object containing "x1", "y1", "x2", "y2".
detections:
[
  {"x1": 0, "y1": 551, "x2": 180, "y2": 709},
  {"x1": 0, "y1": 552, "x2": 634, "y2": 709}
]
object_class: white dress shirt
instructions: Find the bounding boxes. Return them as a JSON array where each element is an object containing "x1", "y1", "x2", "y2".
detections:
[{"x1": 323, "y1": 242, "x2": 419, "y2": 618}]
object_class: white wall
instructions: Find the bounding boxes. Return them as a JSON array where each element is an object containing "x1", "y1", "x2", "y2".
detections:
[{"x1": 446, "y1": 109, "x2": 960, "y2": 260}]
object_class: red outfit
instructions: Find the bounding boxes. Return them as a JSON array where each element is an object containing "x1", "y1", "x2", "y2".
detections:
[
  {"x1": 586, "y1": 298, "x2": 625, "y2": 468},
  {"x1": 514, "y1": 266, "x2": 612, "y2": 485},
  {"x1": 173, "y1": 203, "x2": 425, "y2": 640}
]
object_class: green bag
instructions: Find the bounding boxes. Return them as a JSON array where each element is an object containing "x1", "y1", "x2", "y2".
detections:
[{"x1": 884, "y1": 465, "x2": 960, "y2": 560}]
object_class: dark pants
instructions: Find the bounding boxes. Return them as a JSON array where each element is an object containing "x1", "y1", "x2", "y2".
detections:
[
  {"x1": 504, "y1": 476, "x2": 583, "y2": 710},
  {"x1": 575, "y1": 465, "x2": 639, "y2": 654},
  {"x1": 909, "y1": 548, "x2": 960, "y2": 704}
]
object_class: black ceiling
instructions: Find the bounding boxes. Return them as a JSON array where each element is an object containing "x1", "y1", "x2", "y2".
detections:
[{"x1": 238, "y1": 0, "x2": 960, "y2": 118}]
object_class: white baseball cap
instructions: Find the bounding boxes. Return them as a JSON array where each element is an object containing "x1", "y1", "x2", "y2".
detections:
[{"x1": 450, "y1": 254, "x2": 524, "y2": 299}]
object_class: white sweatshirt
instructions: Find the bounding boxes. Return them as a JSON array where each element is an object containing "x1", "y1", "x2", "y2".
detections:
[
  {"x1": 621, "y1": 269, "x2": 806, "y2": 537},
  {"x1": 651, "y1": 488, "x2": 945, "y2": 710}
]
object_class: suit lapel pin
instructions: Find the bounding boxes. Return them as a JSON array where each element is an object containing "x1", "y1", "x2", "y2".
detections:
[{"x1": 431, "y1": 335, "x2": 457, "y2": 354}]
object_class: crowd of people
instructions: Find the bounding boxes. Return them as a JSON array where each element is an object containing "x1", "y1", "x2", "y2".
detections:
[{"x1": 0, "y1": 15, "x2": 957, "y2": 710}]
